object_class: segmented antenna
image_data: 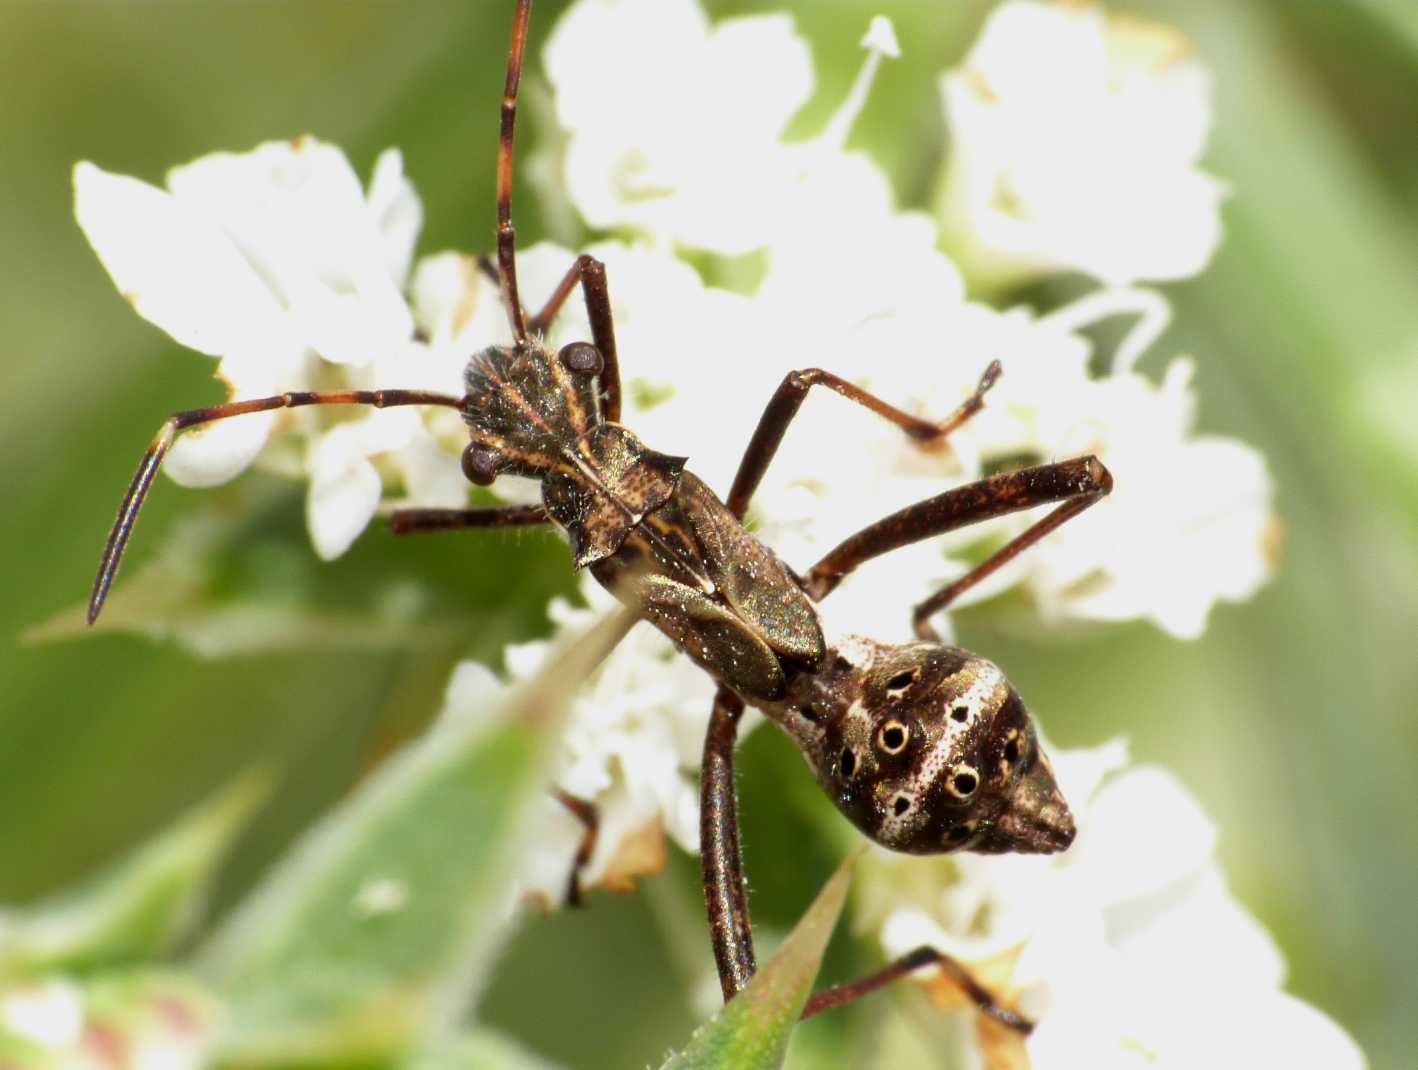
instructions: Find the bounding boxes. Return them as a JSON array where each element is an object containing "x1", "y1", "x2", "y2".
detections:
[
  {"x1": 496, "y1": 0, "x2": 533, "y2": 345},
  {"x1": 88, "y1": 390, "x2": 462, "y2": 624}
]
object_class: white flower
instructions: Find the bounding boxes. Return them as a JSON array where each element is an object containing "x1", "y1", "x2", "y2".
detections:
[
  {"x1": 1019, "y1": 354, "x2": 1276, "y2": 638},
  {"x1": 74, "y1": 140, "x2": 464, "y2": 560},
  {"x1": 544, "y1": 0, "x2": 813, "y2": 254},
  {"x1": 868, "y1": 742, "x2": 1366, "y2": 1069},
  {"x1": 1, "y1": 978, "x2": 85, "y2": 1049},
  {"x1": 0, "y1": 973, "x2": 220, "y2": 1070},
  {"x1": 759, "y1": 286, "x2": 1276, "y2": 643},
  {"x1": 438, "y1": 580, "x2": 718, "y2": 906},
  {"x1": 937, "y1": 1, "x2": 1226, "y2": 292}
]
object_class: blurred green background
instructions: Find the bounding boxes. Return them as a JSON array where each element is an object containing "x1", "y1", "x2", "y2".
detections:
[{"x1": 2, "y1": 0, "x2": 1415, "y2": 1066}]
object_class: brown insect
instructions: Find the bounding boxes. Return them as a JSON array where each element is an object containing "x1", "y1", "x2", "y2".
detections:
[{"x1": 87, "y1": 0, "x2": 1112, "y2": 1031}]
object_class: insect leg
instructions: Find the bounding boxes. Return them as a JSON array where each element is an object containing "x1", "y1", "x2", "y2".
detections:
[
  {"x1": 389, "y1": 504, "x2": 549, "y2": 534},
  {"x1": 528, "y1": 254, "x2": 622, "y2": 422},
  {"x1": 700, "y1": 686, "x2": 756, "y2": 1000},
  {"x1": 496, "y1": 0, "x2": 533, "y2": 345},
  {"x1": 802, "y1": 456, "x2": 1113, "y2": 639},
  {"x1": 726, "y1": 361, "x2": 1000, "y2": 519},
  {"x1": 475, "y1": 254, "x2": 501, "y2": 288},
  {"x1": 552, "y1": 788, "x2": 599, "y2": 908},
  {"x1": 802, "y1": 946, "x2": 1031, "y2": 1033},
  {"x1": 89, "y1": 389, "x2": 464, "y2": 625}
]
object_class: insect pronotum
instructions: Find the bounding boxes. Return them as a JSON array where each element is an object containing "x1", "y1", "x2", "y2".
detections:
[{"x1": 87, "y1": 0, "x2": 1113, "y2": 1031}]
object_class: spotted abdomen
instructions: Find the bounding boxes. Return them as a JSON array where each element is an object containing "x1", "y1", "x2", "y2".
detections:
[{"x1": 769, "y1": 637, "x2": 1075, "y2": 856}]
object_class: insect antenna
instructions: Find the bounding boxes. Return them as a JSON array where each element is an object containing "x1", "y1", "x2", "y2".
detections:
[
  {"x1": 496, "y1": 0, "x2": 533, "y2": 346},
  {"x1": 88, "y1": 390, "x2": 463, "y2": 625}
]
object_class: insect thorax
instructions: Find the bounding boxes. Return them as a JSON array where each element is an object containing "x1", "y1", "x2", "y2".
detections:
[{"x1": 462, "y1": 343, "x2": 825, "y2": 703}]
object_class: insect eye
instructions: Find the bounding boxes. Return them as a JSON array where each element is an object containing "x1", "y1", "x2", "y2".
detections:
[
  {"x1": 947, "y1": 766, "x2": 980, "y2": 799},
  {"x1": 558, "y1": 341, "x2": 603, "y2": 376},
  {"x1": 462, "y1": 443, "x2": 502, "y2": 486},
  {"x1": 947, "y1": 824, "x2": 972, "y2": 843},
  {"x1": 877, "y1": 720, "x2": 908, "y2": 755},
  {"x1": 1003, "y1": 737, "x2": 1021, "y2": 764}
]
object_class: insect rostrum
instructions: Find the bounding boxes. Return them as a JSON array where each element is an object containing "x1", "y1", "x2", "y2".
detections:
[{"x1": 87, "y1": 0, "x2": 1111, "y2": 1032}]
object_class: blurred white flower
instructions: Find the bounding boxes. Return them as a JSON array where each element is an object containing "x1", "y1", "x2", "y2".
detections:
[
  {"x1": 1017, "y1": 353, "x2": 1276, "y2": 638},
  {"x1": 544, "y1": 0, "x2": 813, "y2": 254},
  {"x1": 1, "y1": 978, "x2": 85, "y2": 1050},
  {"x1": 0, "y1": 973, "x2": 220, "y2": 1070},
  {"x1": 438, "y1": 581, "x2": 718, "y2": 906},
  {"x1": 865, "y1": 741, "x2": 1366, "y2": 1069},
  {"x1": 937, "y1": 0, "x2": 1227, "y2": 292}
]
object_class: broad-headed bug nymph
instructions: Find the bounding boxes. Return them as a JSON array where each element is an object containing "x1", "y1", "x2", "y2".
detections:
[{"x1": 85, "y1": 0, "x2": 1112, "y2": 1032}]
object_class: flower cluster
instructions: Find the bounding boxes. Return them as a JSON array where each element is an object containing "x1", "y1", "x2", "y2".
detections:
[
  {"x1": 936, "y1": 0, "x2": 1227, "y2": 292},
  {"x1": 863, "y1": 741, "x2": 1365, "y2": 1067},
  {"x1": 72, "y1": 0, "x2": 1351, "y2": 1063},
  {"x1": 75, "y1": 143, "x2": 458, "y2": 561}
]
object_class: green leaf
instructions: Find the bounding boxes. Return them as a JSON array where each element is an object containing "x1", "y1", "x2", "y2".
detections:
[
  {"x1": 196, "y1": 609, "x2": 636, "y2": 1067},
  {"x1": 659, "y1": 853, "x2": 858, "y2": 1070},
  {"x1": 0, "y1": 1028, "x2": 49, "y2": 1070},
  {"x1": 405, "y1": 1029, "x2": 567, "y2": 1070},
  {"x1": 0, "y1": 774, "x2": 267, "y2": 981},
  {"x1": 26, "y1": 477, "x2": 574, "y2": 660}
]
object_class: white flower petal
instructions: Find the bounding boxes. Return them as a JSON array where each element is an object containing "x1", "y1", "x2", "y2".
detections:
[
  {"x1": 167, "y1": 139, "x2": 414, "y2": 365},
  {"x1": 73, "y1": 161, "x2": 295, "y2": 360},
  {"x1": 366, "y1": 148, "x2": 423, "y2": 287},
  {"x1": 438, "y1": 660, "x2": 505, "y2": 727},
  {"x1": 391, "y1": 428, "x2": 469, "y2": 508},
  {"x1": 546, "y1": 0, "x2": 812, "y2": 253},
  {"x1": 164, "y1": 356, "x2": 278, "y2": 487},
  {"x1": 938, "y1": 1, "x2": 1223, "y2": 289},
  {"x1": 306, "y1": 426, "x2": 383, "y2": 559},
  {"x1": 410, "y1": 250, "x2": 506, "y2": 366},
  {"x1": 1073, "y1": 765, "x2": 1216, "y2": 907},
  {"x1": 1206, "y1": 992, "x2": 1368, "y2": 1070},
  {"x1": 702, "y1": 14, "x2": 813, "y2": 147},
  {"x1": 517, "y1": 795, "x2": 591, "y2": 906},
  {"x1": 1108, "y1": 867, "x2": 1285, "y2": 995},
  {"x1": 165, "y1": 412, "x2": 275, "y2": 488},
  {"x1": 1, "y1": 979, "x2": 85, "y2": 1047}
]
